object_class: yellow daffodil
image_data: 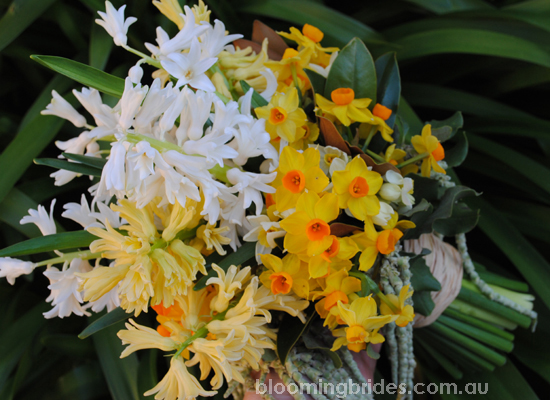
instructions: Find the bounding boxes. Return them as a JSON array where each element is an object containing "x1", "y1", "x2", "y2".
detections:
[
  {"x1": 260, "y1": 253, "x2": 311, "y2": 298},
  {"x1": 272, "y1": 146, "x2": 329, "y2": 212},
  {"x1": 411, "y1": 124, "x2": 446, "y2": 177},
  {"x1": 279, "y1": 191, "x2": 339, "y2": 257},
  {"x1": 315, "y1": 88, "x2": 375, "y2": 126},
  {"x1": 265, "y1": 47, "x2": 313, "y2": 89},
  {"x1": 255, "y1": 86, "x2": 308, "y2": 143},
  {"x1": 383, "y1": 144, "x2": 418, "y2": 175},
  {"x1": 380, "y1": 284, "x2": 415, "y2": 327},
  {"x1": 332, "y1": 156, "x2": 383, "y2": 220},
  {"x1": 303, "y1": 235, "x2": 358, "y2": 279},
  {"x1": 278, "y1": 24, "x2": 338, "y2": 66},
  {"x1": 358, "y1": 103, "x2": 394, "y2": 142},
  {"x1": 331, "y1": 296, "x2": 397, "y2": 352},
  {"x1": 351, "y1": 219, "x2": 404, "y2": 271},
  {"x1": 383, "y1": 213, "x2": 416, "y2": 231},
  {"x1": 290, "y1": 120, "x2": 320, "y2": 150}
]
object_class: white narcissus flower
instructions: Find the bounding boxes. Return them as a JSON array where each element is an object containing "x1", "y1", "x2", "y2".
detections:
[
  {"x1": 243, "y1": 215, "x2": 285, "y2": 263},
  {"x1": 20, "y1": 199, "x2": 57, "y2": 236},
  {"x1": 372, "y1": 201, "x2": 395, "y2": 227},
  {"x1": 0, "y1": 258, "x2": 35, "y2": 285},
  {"x1": 226, "y1": 169, "x2": 277, "y2": 216},
  {"x1": 161, "y1": 38, "x2": 217, "y2": 92},
  {"x1": 379, "y1": 182, "x2": 401, "y2": 202},
  {"x1": 95, "y1": 1, "x2": 137, "y2": 47},
  {"x1": 41, "y1": 90, "x2": 87, "y2": 128},
  {"x1": 310, "y1": 144, "x2": 349, "y2": 175},
  {"x1": 43, "y1": 258, "x2": 93, "y2": 319},
  {"x1": 308, "y1": 51, "x2": 339, "y2": 78},
  {"x1": 384, "y1": 170, "x2": 415, "y2": 207}
]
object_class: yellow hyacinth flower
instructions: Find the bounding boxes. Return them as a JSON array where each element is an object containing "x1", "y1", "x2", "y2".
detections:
[
  {"x1": 280, "y1": 192, "x2": 340, "y2": 257},
  {"x1": 411, "y1": 124, "x2": 446, "y2": 177},
  {"x1": 331, "y1": 296, "x2": 397, "y2": 352},
  {"x1": 153, "y1": 0, "x2": 185, "y2": 29},
  {"x1": 260, "y1": 253, "x2": 311, "y2": 299},
  {"x1": 380, "y1": 284, "x2": 415, "y2": 327},
  {"x1": 272, "y1": 146, "x2": 328, "y2": 212},
  {"x1": 315, "y1": 88, "x2": 375, "y2": 127},
  {"x1": 352, "y1": 219, "x2": 404, "y2": 271},
  {"x1": 332, "y1": 156, "x2": 383, "y2": 220},
  {"x1": 255, "y1": 86, "x2": 308, "y2": 143}
]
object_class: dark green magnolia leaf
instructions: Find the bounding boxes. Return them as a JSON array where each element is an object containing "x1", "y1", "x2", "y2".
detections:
[
  {"x1": 92, "y1": 318, "x2": 140, "y2": 400},
  {"x1": 397, "y1": 96, "x2": 423, "y2": 143},
  {"x1": 240, "y1": 80, "x2": 268, "y2": 108},
  {"x1": 402, "y1": 202, "x2": 434, "y2": 240},
  {"x1": 412, "y1": 291, "x2": 436, "y2": 317},
  {"x1": 31, "y1": 55, "x2": 125, "y2": 98},
  {"x1": 400, "y1": 198, "x2": 431, "y2": 218},
  {"x1": 324, "y1": 38, "x2": 377, "y2": 103},
  {"x1": 277, "y1": 305, "x2": 316, "y2": 364},
  {"x1": 79, "y1": 307, "x2": 129, "y2": 339},
  {"x1": 444, "y1": 131, "x2": 469, "y2": 167},
  {"x1": 374, "y1": 52, "x2": 400, "y2": 128},
  {"x1": 302, "y1": 333, "x2": 342, "y2": 368},
  {"x1": 429, "y1": 111, "x2": 464, "y2": 142},
  {"x1": 63, "y1": 152, "x2": 107, "y2": 169},
  {"x1": 410, "y1": 174, "x2": 441, "y2": 203},
  {"x1": 0, "y1": 230, "x2": 97, "y2": 257},
  {"x1": 304, "y1": 69, "x2": 326, "y2": 97},
  {"x1": 433, "y1": 200, "x2": 479, "y2": 236},
  {"x1": 409, "y1": 254, "x2": 441, "y2": 292},
  {"x1": 34, "y1": 157, "x2": 102, "y2": 177},
  {"x1": 194, "y1": 242, "x2": 257, "y2": 290},
  {"x1": 0, "y1": 0, "x2": 59, "y2": 52}
]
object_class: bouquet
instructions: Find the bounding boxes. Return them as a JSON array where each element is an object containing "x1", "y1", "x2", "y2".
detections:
[{"x1": 0, "y1": 1, "x2": 539, "y2": 399}]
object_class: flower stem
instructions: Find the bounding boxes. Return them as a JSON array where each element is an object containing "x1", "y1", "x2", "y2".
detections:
[
  {"x1": 361, "y1": 126, "x2": 377, "y2": 152},
  {"x1": 376, "y1": 291, "x2": 400, "y2": 314},
  {"x1": 123, "y1": 46, "x2": 162, "y2": 69},
  {"x1": 396, "y1": 152, "x2": 428, "y2": 169},
  {"x1": 365, "y1": 149, "x2": 387, "y2": 163},
  {"x1": 35, "y1": 250, "x2": 101, "y2": 267},
  {"x1": 174, "y1": 326, "x2": 209, "y2": 358}
]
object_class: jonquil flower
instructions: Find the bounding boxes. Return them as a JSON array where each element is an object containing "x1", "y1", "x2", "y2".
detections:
[
  {"x1": 380, "y1": 284, "x2": 415, "y2": 327},
  {"x1": 260, "y1": 253, "x2": 310, "y2": 298},
  {"x1": 279, "y1": 192, "x2": 339, "y2": 257},
  {"x1": 411, "y1": 124, "x2": 446, "y2": 177},
  {"x1": 315, "y1": 88, "x2": 375, "y2": 127},
  {"x1": 312, "y1": 268, "x2": 361, "y2": 324},
  {"x1": 255, "y1": 86, "x2": 308, "y2": 143},
  {"x1": 358, "y1": 103, "x2": 394, "y2": 142},
  {"x1": 272, "y1": 146, "x2": 329, "y2": 212},
  {"x1": 352, "y1": 219, "x2": 404, "y2": 271},
  {"x1": 332, "y1": 156, "x2": 383, "y2": 220}
]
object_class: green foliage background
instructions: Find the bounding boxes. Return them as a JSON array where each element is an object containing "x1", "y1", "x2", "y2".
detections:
[{"x1": 0, "y1": 0, "x2": 549, "y2": 398}]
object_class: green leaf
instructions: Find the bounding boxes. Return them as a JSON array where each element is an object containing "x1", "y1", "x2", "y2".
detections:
[
  {"x1": 409, "y1": 254, "x2": 441, "y2": 292},
  {"x1": 410, "y1": 174, "x2": 441, "y2": 203},
  {"x1": 0, "y1": 0, "x2": 59, "y2": 52},
  {"x1": 41, "y1": 334, "x2": 94, "y2": 357},
  {"x1": 429, "y1": 111, "x2": 464, "y2": 142},
  {"x1": 304, "y1": 69, "x2": 326, "y2": 97},
  {"x1": 325, "y1": 37, "x2": 377, "y2": 103},
  {"x1": 397, "y1": 96, "x2": 423, "y2": 140},
  {"x1": 193, "y1": 242, "x2": 257, "y2": 290},
  {"x1": 0, "y1": 115, "x2": 64, "y2": 205},
  {"x1": 137, "y1": 349, "x2": 158, "y2": 398},
  {"x1": 79, "y1": 307, "x2": 129, "y2": 339},
  {"x1": 444, "y1": 131, "x2": 468, "y2": 167},
  {"x1": 92, "y1": 317, "x2": 139, "y2": 400},
  {"x1": 34, "y1": 157, "x2": 102, "y2": 177},
  {"x1": 240, "y1": 80, "x2": 268, "y2": 108},
  {"x1": 0, "y1": 230, "x2": 97, "y2": 257},
  {"x1": 0, "y1": 188, "x2": 42, "y2": 238},
  {"x1": 56, "y1": 363, "x2": 108, "y2": 400},
  {"x1": 237, "y1": 0, "x2": 386, "y2": 47},
  {"x1": 63, "y1": 152, "x2": 107, "y2": 169},
  {"x1": 374, "y1": 52, "x2": 400, "y2": 128},
  {"x1": 89, "y1": 23, "x2": 113, "y2": 70},
  {"x1": 276, "y1": 306, "x2": 316, "y2": 364},
  {"x1": 31, "y1": 55, "x2": 125, "y2": 98},
  {"x1": 395, "y1": 29, "x2": 550, "y2": 68},
  {"x1": 413, "y1": 291, "x2": 436, "y2": 317},
  {"x1": 366, "y1": 343, "x2": 380, "y2": 360},
  {"x1": 404, "y1": 0, "x2": 493, "y2": 14},
  {"x1": 433, "y1": 200, "x2": 479, "y2": 236},
  {"x1": 302, "y1": 333, "x2": 342, "y2": 368},
  {"x1": 467, "y1": 196, "x2": 550, "y2": 313}
]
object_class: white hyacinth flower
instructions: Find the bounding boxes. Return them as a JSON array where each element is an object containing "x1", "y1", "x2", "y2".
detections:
[
  {"x1": 43, "y1": 258, "x2": 92, "y2": 319},
  {"x1": 200, "y1": 19, "x2": 243, "y2": 59},
  {"x1": 95, "y1": 1, "x2": 137, "y2": 47},
  {"x1": 118, "y1": 77, "x2": 149, "y2": 131},
  {"x1": 128, "y1": 63, "x2": 144, "y2": 84},
  {"x1": 20, "y1": 199, "x2": 57, "y2": 236},
  {"x1": 41, "y1": 90, "x2": 87, "y2": 128},
  {"x1": 62, "y1": 194, "x2": 99, "y2": 229},
  {"x1": 0, "y1": 258, "x2": 35, "y2": 285},
  {"x1": 161, "y1": 38, "x2": 216, "y2": 91}
]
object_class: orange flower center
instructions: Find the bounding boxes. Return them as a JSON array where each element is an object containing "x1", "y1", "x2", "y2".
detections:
[
  {"x1": 270, "y1": 272, "x2": 293, "y2": 294},
  {"x1": 283, "y1": 48, "x2": 299, "y2": 60},
  {"x1": 373, "y1": 104, "x2": 392, "y2": 120},
  {"x1": 269, "y1": 107, "x2": 288, "y2": 125},
  {"x1": 324, "y1": 290, "x2": 348, "y2": 310},
  {"x1": 331, "y1": 88, "x2": 355, "y2": 105},
  {"x1": 346, "y1": 325, "x2": 368, "y2": 343},
  {"x1": 282, "y1": 169, "x2": 306, "y2": 193},
  {"x1": 348, "y1": 176, "x2": 369, "y2": 198},
  {"x1": 347, "y1": 342, "x2": 367, "y2": 352},
  {"x1": 432, "y1": 142, "x2": 445, "y2": 161},
  {"x1": 265, "y1": 193, "x2": 276, "y2": 208},
  {"x1": 157, "y1": 325, "x2": 171, "y2": 337},
  {"x1": 302, "y1": 24, "x2": 324, "y2": 43},
  {"x1": 206, "y1": 332, "x2": 217, "y2": 340},
  {"x1": 322, "y1": 235, "x2": 340, "y2": 261},
  {"x1": 389, "y1": 159, "x2": 398, "y2": 166},
  {"x1": 306, "y1": 218, "x2": 331, "y2": 241},
  {"x1": 376, "y1": 228, "x2": 404, "y2": 255}
]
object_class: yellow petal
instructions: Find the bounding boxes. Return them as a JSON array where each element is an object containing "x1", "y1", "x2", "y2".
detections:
[
  {"x1": 279, "y1": 211, "x2": 310, "y2": 235},
  {"x1": 315, "y1": 192, "x2": 339, "y2": 222}
]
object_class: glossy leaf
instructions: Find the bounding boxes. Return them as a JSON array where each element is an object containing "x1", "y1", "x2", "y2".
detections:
[
  {"x1": 429, "y1": 111, "x2": 464, "y2": 142},
  {"x1": 374, "y1": 52, "x2": 400, "y2": 128},
  {"x1": 444, "y1": 131, "x2": 469, "y2": 167},
  {"x1": 34, "y1": 157, "x2": 102, "y2": 177},
  {"x1": 79, "y1": 307, "x2": 129, "y2": 339},
  {"x1": 89, "y1": 23, "x2": 113, "y2": 70},
  {"x1": 63, "y1": 152, "x2": 107, "y2": 169},
  {"x1": 302, "y1": 333, "x2": 342, "y2": 368},
  {"x1": 240, "y1": 80, "x2": 268, "y2": 108},
  {"x1": 31, "y1": 55, "x2": 125, "y2": 98},
  {"x1": 0, "y1": 230, "x2": 97, "y2": 257},
  {"x1": 276, "y1": 306, "x2": 316, "y2": 364},
  {"x1": 325, "y1": 38, "x2": 377, "y2": 103},
  {"x1": 0, "y1": 188, "x2": 42, "y2": 238},
  {"x1": 304, "y1": 69, "x2": 326, "y2": 97}
]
